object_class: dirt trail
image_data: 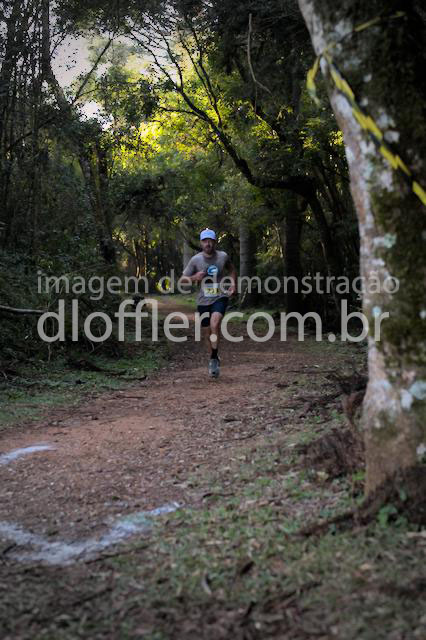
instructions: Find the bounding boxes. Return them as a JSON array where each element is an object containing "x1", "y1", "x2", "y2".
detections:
[{"x1": 0, "y1": 299, "x2": 341, "y2": 564}]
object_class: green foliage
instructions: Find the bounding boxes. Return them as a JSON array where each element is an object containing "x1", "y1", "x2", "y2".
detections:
[
  {"x1": 0, "y1": 0, "x2": 361, "y2": 370},
  {"x1": 0, "y1": 340, "x2": 167, "y2": 430}
]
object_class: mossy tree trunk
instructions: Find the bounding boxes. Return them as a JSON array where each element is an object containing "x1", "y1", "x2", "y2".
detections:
[
  {"x1": 182, "y1": 221, "x2": 193, "y2": 271},
  {"x1": 298, "y1": 0, "x2": 426, "y2": 494},
  {"x1": 282, "y1": 195, "x2": 304, "y2": 313},
  {"x1": 239, "y1": 222, "x2": 258, "y2": 307}
]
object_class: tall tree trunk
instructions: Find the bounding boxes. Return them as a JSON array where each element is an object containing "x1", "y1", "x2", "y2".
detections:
[
  {"x1": 280, "y1": 196, "x2": 304, "y2": 313},
  {"x1": 41, "y1": 0, "x2": 115, "y2": 265},
  {"x1": 183, "y1": 239, "x2": 192, "y2": 271},
  {"x1": 306, "y1": 189, "x2": 342, "y2": 277},
  {"x1": 78, "y1": 150, "x2": 116, "y2": 265},
  {"x1": 181, "y1": 222, "x2": 193, "y2": 270},
  {"x1": 0, "y1": 0, "x2": 26, "y2": 247},
  {"x1": 239, "y1": 222, "x2": 258, "y2": 307},
  {"x1": 0, "y1": 0, "x2": 20, "y2": 150},
  {"x1": 285, "y1": 210, "x2": 302, "y2": 313},
  {"x1": 298, "y1": 0, "x2": 426, "y2": 494}
]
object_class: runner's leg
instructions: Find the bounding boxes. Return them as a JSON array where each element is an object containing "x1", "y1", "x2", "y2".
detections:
[
  {"x1": 202, "y1": 325, "x2": 212, "y2": 355},
  {"x1": 209, "y1": 311, "x2": 223, "y2": 356},
  {"x1": 197, "y1": 306, "x2": 212, "y2": 355},
  {"x1": 199, "y1": 300, "x2": 228, "y2": 375},
  {"x1": 208, "y1": 312, "x2": 223, "y2": 378}
]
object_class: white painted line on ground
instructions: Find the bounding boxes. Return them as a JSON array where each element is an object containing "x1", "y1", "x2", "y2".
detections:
[
  {"x1": 0, "y1": 502, "x2": 180, "y2": 565},
  {"x1": 0, "y1": 444, "x2": 54, "y2": 466}
]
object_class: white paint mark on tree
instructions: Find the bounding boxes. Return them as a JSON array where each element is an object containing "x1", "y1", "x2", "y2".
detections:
[
  {"x1": 345, "y1": 146, "x2": 355, "y2": 164},
  {"x1": 333, "y1": 19, "x2": 353, "y2": 41},
  {"x1": 373, "y1": 234, "x2": 397, "y2": 249},
  {"x1": 400, "y1": 390, "x2": 413, "y2": 410},
  {"x1": 376, "y1": 112, "x2": 396, "y2": 130},
  {"x1": 384, "y1": 130, "x2": 399, "y2": 144},
  {"x1": 409, "y1": 381, "x2": 426, "y2": 400},
  {"x1": 416, "y1": 443, "x2": 426, "y2": 459},
  {"x1": 308, "y1": 3, "x2": 328, "y2": 53},
  {"x1": 377, "y1": 167, "x2": 394, "y2": 192},
  {"x1": 371, "y1": 258, "x2": 385, "y2": 268}
]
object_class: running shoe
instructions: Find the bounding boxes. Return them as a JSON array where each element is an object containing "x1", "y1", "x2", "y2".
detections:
[{"x1": 208, "y1": 357, "x2": 220, "y2": 378}]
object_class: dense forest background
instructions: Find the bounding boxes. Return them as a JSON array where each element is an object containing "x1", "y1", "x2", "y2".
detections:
[
  {"x1": 0, "y1": 3, "x2": 425, "y2": 637},
  {"x1": 0, "y1": 0, "x2": 361, "y2": 362}
]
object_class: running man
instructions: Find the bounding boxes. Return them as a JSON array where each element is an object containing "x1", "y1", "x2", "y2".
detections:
[{"x1": 180, "y1": 228, "x2": 237, "y2": 378}]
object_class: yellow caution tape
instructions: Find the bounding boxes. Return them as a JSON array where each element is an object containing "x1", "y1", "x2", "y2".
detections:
[
  {"x1": 413, "y1": 182, "x2": 426, "y2": 206},
  {"x1": 329, "y1": 66, "x2": 355, "y2": 102},
  {"x1": 353, "y1": 16, "x2": 381, "y2": 32},
  {"x1": 307, "y1": 55, "x2": 321, "y2": 106},
  {"x1": 306, "y1": 12, "x2": 426, "y2": 209},
  {"x1": 352, "y1": 109, "x2": 383, "y2": 141},
  {"x1": 354, "y1": 11, "x2": 405, "y2": 33}
]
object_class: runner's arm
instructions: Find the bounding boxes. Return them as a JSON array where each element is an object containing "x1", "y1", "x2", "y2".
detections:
[
  {"x1": 180, "y1": 271, "x2": 206, "y2": 283},
  {"x1": 179, "y1": 258, "x2": 206, "y2": 289}
]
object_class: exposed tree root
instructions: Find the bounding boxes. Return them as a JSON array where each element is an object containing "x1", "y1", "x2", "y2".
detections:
[
  {"x1": 296, "y1": 426, "x2": 365, "y2": 478},
  {"x1": 299, "y1": 465, "x2": 426, "y2": 537}
]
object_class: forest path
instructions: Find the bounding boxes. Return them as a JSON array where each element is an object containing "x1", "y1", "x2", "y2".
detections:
[{"x1": 0, "y1": 299, "x2": 344, "y2": 565}]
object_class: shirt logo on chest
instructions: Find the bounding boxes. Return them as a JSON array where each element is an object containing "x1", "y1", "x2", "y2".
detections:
[
  {"x1": 206, "y1": 265, "x2": 219, "y2": 277},
  {"x1": 203, "y1": 264, "x2": 220, "y2": 297}
]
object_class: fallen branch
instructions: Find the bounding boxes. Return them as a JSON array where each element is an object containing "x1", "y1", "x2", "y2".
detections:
[
  {"x1": 202, "y1": 491, "x2": 235, "y2": 499},
  {"x1": 217, "y1": 432, "x2": 258, "y2": 443},
  {"x1": 30, "y1": 586, "x2": 113, "y2": 625},
  {"x1": 118, "y1": 395, "x2": 147, "y2": 399},
  {"x1": 247, "y1": 14, "x2": 272, "y2": 94},
  {"x1": 67, "y1": 357, "x2": 146, "y2": 380},
  {"x1": 0, "y1": 304, "x2": 44, "y2": 315},
  {"x1": 302, "y1": 391, "x2": 342, "y2": 414},
  {"x1": 84, "y1": 542, "x2": 150, "y2": 564},
  {"x1": 1, "y1": 542, "x2": 17, "y2": 556},
  {"x1": 285, "y1": 369, "x2": 335, "y2": 374}
]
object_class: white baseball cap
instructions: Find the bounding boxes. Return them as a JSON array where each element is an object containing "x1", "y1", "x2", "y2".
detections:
[{"x1": 200, "y1": 228, "x2": 216, "y2": 241}]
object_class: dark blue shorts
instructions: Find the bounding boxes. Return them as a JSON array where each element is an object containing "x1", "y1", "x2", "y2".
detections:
[{"x1": 197, "y1": 297, "x2": 229, "y2": 327}]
